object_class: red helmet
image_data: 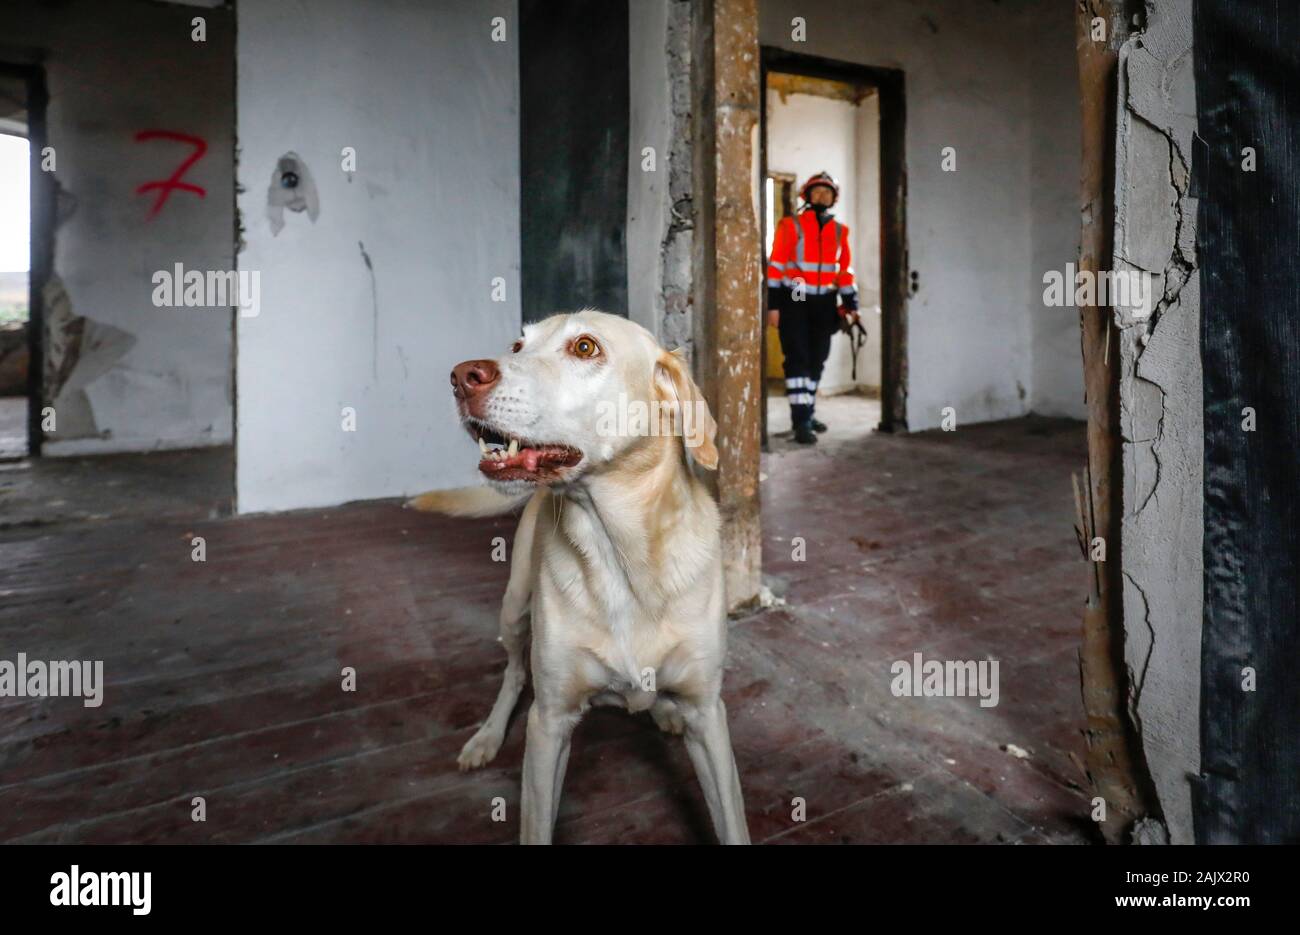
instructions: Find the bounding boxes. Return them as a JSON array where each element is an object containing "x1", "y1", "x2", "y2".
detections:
[{"x1": 799, "y1": 171, "x2": 840, "y2": 204}]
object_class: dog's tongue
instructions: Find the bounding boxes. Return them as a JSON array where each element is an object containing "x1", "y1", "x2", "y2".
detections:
[{"x1": 482, "y1": 445, "x2": 551, "y2": 473}]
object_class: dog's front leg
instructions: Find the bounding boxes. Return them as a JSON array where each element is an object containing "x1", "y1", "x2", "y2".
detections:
[
  {"x1": 682, "y1": 697, "x2": 751, "y2": 845},
  {"x1": 458, "y1": 493, "x2": 542, "y2": 771},
  {"x1": 519, "y1": 702, "x2": 578, "y2": 844}
]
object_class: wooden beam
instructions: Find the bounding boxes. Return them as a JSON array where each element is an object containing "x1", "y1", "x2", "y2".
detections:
[
  {"x1": 693, "y1": 0, "x2": 762, "y2": 610},
  {"x1": 766, "y1": 71, "x2": 875, "y2": 105},
  {"x1": 1076, "y1": 0, "x2": 1160, "y2": 842}
]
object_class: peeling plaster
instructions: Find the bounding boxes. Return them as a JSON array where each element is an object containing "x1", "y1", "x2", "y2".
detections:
[
  {"x1": 627, "y1": 1, "x2": 694, "y2": 360},
  {"x1": 43, "y1": 275, "x2": 138, "y2": 440},
  {"x1": 662, "y1": 0, "x2": 696, "y2": 358},
  {"x1": 1112, "y1": 0, "x2": 1202, "y2": 845},
  {"x1": 266, "y1": 151, "x2": 320, "y2": 235}
]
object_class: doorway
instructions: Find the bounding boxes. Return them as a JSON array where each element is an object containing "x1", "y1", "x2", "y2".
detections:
[
  {"x1": 0, "y1": 0, "x2": 237, "y2": 525},
  {"x1": 759, "y1": 49, "x2": 907, "y2": 445},
  {"x1": 0, "y1": 65, "x2": 42, "y2": 461}
]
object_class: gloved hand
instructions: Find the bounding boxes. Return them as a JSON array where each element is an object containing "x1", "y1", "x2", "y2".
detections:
[
  {"x1": 768, "y1": 285, "x2": 788, "y2": 329},
  {"x1": 837, "y1": 288, "x2": 857, "y2": 318}
]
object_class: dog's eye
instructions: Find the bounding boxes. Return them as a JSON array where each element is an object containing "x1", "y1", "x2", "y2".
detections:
[
  {"x1": 571, "y1": 335, "x2": 601, "y2": 359},
  {"x1": 511, "y1": 339, "x2": 523, "y2": 354}
]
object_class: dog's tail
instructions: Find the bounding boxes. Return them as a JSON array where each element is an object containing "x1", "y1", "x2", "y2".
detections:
[{"x1": 404, "y1": 486, "x2": 530, "y2": 517}]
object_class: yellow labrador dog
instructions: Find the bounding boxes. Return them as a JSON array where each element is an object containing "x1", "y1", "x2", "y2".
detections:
[{"x1": 411, "y1": 310, "x2": 749, "y2": 845}]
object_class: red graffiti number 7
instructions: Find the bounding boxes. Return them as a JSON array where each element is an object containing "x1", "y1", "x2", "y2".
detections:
[{"x1": 135, "y1": 130, "x2": 208, "y2": 218}]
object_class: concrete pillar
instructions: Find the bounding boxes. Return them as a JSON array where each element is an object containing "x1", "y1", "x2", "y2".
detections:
[{"x1": 1112, "y1": 0, "x2": 1202, "y2": 845}]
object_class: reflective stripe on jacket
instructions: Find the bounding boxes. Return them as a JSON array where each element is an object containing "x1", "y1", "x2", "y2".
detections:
[{"x1": 766, "y1": 209, "x2": 857, "y2": 298}]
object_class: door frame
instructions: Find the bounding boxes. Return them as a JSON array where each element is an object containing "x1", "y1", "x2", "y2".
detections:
[{"x1": 759, "y1": 47, "x2": 908, "y2": 438}]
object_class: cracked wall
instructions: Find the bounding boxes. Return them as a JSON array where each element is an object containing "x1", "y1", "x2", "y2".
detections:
[{"x1": 1112, "y1": 0, "x2": 1202, "y2": 844}]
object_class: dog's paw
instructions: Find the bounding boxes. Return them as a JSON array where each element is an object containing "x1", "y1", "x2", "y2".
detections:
[
  {"x1": 650, "y1": 698, "x2": 686, "y2": 736},
  {"x1": 457, "y1": 728, "x2": 504, "y2": 771}
]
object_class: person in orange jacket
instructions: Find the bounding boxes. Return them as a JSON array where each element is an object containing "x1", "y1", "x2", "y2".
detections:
[{"x1": 766, "y1": 171, "x2": 859, "y2": 444}]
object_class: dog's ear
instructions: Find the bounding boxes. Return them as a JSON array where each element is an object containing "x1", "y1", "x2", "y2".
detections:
[{"x1": 654, "y1": 348, "x2": 718, "y2": 470}]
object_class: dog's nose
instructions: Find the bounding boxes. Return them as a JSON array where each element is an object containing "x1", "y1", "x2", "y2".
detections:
[{"x1": 450, "y1": 359, "x2": 500, "y2": 401}]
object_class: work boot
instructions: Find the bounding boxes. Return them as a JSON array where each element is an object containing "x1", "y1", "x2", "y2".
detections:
[
  {"x1": 793, "y1": 422, "x2": 818, "y2": 445},
  {"x1": 810, "y1": 418, "x2": 828, "y2": 433}
]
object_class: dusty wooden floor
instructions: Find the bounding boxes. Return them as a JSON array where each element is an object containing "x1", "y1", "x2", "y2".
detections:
[{"x1": 0, "y1": 404, "x2": 1094, "y2": 844}]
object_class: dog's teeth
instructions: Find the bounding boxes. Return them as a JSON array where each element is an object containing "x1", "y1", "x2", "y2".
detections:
[
  {"x1": 479, "y1": 437, "x2": 488, "y2": 456},
  {"x1": 507, "y1": 439, "x2": 519, "y2": 457}
]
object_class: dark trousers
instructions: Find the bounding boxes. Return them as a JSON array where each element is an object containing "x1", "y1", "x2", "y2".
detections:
[{"x1": 777, "y1": 293, "x2": 840, "y2": 427}]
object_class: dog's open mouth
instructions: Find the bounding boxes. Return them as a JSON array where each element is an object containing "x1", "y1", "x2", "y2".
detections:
[{"x1": 467, "y1": 421, "x2": 583, "y2": 483}]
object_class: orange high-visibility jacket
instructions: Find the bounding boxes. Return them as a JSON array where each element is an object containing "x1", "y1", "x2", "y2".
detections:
[{"x1": 766, "y1": 209, "x2": 857, "y2": 300}]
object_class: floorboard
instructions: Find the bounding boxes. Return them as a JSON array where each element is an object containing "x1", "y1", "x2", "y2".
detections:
[{"x1": 0, "y1": 402, "x2": 1094, "y2": 844}]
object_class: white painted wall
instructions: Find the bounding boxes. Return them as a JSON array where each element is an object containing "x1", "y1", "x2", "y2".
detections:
[
  {"x1": 236, "y1": 0, "x2": 520, "y2": 513},
  {"x1": 1029, "y1": 4, "x2": 1085, "y2": 419},
  {"x1": 4, "y1": 0, "x2": 235, "y2": 454},
  {"x1": 760, "y1": 0, "x2": 1082, "y2": 429},
  {"x1": 765, "y1": 88, "x2": 880, "y2": 393}
]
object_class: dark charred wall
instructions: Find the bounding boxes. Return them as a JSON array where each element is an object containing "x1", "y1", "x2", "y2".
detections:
[
  {"x1": 519, "y1": 0, "x2": 630, "y2": 323},
  {"x1": 1194, "y1": 0, "x2": 1300, "y2": 844}
]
